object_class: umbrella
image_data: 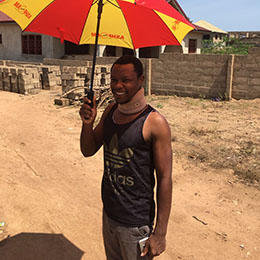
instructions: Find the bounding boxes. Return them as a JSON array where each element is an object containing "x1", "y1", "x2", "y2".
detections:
[{"x1": 0, "y1": 0, "x2": 194, "y2": 102}]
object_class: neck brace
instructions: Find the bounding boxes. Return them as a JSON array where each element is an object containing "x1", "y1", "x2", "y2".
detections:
[{"x1": 117, "y1": 88, "x2": 147, "y2": 115}]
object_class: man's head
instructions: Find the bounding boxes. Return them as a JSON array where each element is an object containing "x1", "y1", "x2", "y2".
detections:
[
  {"x1": 110, "y1": 56, "x2": 144, "y2": 104},
  {"x1": 111, "y1": 55, "x2": 143, "y2": 78}
]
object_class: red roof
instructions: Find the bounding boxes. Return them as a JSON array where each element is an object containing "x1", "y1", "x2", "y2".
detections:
[
  {"x1": 193, "y1": 24, "x2": 211, "y2": 32},
  {"x1": 0, "y1": 11, "x2": 14, "y2": 22}
]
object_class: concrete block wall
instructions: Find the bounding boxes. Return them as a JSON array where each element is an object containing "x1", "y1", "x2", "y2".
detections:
[
  {"x1": 1, "y1": 50, "x2": 260, "y2": 100},
  {"x1": 232, "y1": 54, "x2": 260, "y2": 99},
  {"x1": 150, "y1": 53, "x2": 230, "y2": 99}
]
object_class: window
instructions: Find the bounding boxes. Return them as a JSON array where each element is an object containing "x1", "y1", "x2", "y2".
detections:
[
  {"x1": 0, "y1": 34, "x2": 2, "y2": 44},
  {"x1": 22, "y1": 34, "x2": 42, "y2": 55},
  {"x1": 203, "y1": 34, "x2": 210, "y2": 40}
]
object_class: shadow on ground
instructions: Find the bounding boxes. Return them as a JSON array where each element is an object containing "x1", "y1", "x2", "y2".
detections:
[{"x1": 0, "y1": 232, "x2": 84, "y2": 260}]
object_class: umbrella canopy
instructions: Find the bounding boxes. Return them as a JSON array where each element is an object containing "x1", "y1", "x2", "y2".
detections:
[
  {"x1": 0, "y1": 0, "x2": 194, "y2": 98},
  {"x1": 0, "y1": 0, "x2": 194, "y2": 49}
]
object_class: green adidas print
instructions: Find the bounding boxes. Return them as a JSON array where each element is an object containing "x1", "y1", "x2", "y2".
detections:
[
  {"x1": 105, "y1": 134, "x2": 133, "y2": 169},
  {"x1": 104, "y1": 134, "x2": 135, "y2": 191}
]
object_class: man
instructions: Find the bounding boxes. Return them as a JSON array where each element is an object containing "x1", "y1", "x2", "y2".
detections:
[{"x1": 79, "y1": 56, "x2": 172, "y2": 260}]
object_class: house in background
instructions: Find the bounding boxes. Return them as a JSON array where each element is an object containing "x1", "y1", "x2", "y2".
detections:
[
  {"x1": 194, "y1": 20, "x2": 228, "y2": 43},
  {"x1": 228, "y1": 31, "x2": 260, "y2": 47},
  {"x1": 181, "y1": 20, "x2": 228, "y2": 54},
  {"x1": 166, "y1": 1, "x2": 216, "y2": 54},
  {"x1": 181, "y1": 23, "x2": 211, "y2": 54},
  {"x1": 0, "y1": 12, "x2": 64, "y2": 61}
]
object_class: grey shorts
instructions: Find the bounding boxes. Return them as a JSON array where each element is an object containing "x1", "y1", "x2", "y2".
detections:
[{"x1": 102, "y1": 210, "x2": 152, "y2": 260}]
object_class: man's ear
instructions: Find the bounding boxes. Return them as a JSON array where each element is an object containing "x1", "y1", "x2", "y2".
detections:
[{"x1": 138, "y1": 74, "x2": 144, "y2": 86}]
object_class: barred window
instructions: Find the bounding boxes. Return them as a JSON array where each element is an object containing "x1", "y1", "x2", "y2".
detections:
[{"x1": 22, "y1": 34, "x2": 42, "y2": 55}]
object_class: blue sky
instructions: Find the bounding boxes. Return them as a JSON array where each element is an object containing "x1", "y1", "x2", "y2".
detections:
[{"x1": 177, "y1": 0, "x2": 260, "y2": 32}]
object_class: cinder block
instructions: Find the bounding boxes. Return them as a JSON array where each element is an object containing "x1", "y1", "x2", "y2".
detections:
[{"x1": 54, "y1": 98, "x2": 70, "y2": 106}]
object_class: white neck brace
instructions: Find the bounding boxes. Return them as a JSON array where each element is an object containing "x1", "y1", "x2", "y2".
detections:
[{"x1": 117, "y1": 88, "x2": 147, "y2": 115}]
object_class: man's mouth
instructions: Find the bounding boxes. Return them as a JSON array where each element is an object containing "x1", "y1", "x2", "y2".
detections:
[{"x1": 113, "y1": 91, "x2": 126, "y2": 96}]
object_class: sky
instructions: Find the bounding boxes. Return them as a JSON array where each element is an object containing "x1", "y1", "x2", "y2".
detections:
[{"x1": 177, "y1": 0, "x2": 260, "y2": 32}]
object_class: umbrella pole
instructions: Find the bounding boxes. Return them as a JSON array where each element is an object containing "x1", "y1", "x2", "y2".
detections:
[{"x1": 85, "y1": 0, "x2": 104, "y2": 105}]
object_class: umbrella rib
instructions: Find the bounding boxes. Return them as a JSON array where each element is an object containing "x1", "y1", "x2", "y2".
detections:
[
  {"x1": 78, "y1": 1, "x2": 101, "y2": 45},
  {"x1": 106, "y1": 0, "x2": 120, "y2": 9},
  {"x1": 112, "y1": 0, "x2": 143, "y2": 50},
  {"x1": 91, "y1": 0, "x2": 99, "y2": 6}
]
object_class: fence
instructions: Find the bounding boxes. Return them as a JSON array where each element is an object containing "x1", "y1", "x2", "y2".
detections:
[
  {"x1": 1, "y1": 48, "x2": 260, "y2": 100},
  {"x1": 145, "y1": 48, "x2": 260, "y2": 100}
]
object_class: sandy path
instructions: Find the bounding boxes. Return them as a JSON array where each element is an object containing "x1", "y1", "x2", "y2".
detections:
[{"x1": 0, "y1": 90, "x2": 259, "y2": 260}]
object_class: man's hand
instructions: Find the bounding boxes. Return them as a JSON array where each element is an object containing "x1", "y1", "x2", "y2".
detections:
[
  {"x1": 141, "y1": 233, "x2": 166, "y2": 258},
  {"x1": 79, "y1": 96, "x2": 97, "y2": 125}
]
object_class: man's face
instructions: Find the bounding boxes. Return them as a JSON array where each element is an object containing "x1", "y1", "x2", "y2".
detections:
[{"x1": 111, "y1": 63, "x2": 144, "y2": 104}]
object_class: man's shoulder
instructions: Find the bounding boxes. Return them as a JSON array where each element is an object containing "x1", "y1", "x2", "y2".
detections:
[
  {"x1": 146, "y1": 108, "x2": 170, "y2": 136},
  {"x1": 146, "y1": 107, "x2": 167, "y2": 124}
]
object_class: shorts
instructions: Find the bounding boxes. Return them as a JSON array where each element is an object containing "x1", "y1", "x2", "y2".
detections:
[{"x1": 102, "y1": 210, "x2": 152, "y2": 260}]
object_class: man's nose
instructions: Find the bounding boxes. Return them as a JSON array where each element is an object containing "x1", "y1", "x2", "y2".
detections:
[{"x1": 113, "y1": 80, "x2": 123, "y2": 88}]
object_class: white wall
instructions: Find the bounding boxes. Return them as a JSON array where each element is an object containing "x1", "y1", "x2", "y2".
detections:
[
  {"x1": 52, "y1": 37, "x2": 65, "y2": 59},
  {"x1": 0, "y1": 23, "x2": 64, "y2": 61},
  {"x1": 0, "y1": 23, "x2": 22, "y2": 60},
  {"x1": 182, "y1": 32, "x2": 203, "y2": 54}
]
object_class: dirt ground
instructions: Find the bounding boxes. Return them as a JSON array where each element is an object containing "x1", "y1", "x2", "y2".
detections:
[{"x1": 0, "y1": 89, "x2": 259, "y2": 260}]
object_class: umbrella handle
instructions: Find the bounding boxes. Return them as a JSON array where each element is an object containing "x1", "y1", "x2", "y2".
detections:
[{"x1": 86, "y1": 89, "x2": 94, "y2": 108}]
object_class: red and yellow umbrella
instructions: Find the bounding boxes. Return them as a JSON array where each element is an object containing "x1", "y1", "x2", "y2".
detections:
[
  {"x1": 0, "y1": 0, "x2": 194, "y2": 48},
  {"x1": 0, "y1": 0, "x2": 194, "y2": 97}
]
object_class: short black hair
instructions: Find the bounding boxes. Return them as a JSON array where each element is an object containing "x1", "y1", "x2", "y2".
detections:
[{"x1": 111, "y1": 55, "x2": 143, "y2": 78}]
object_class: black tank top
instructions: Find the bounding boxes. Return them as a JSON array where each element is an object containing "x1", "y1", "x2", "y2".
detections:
[{"x1": 102, "y1": 104, "x2": 156, "y2": 227}]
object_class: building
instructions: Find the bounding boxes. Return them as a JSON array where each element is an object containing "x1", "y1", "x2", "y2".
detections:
[
  {"x1": 0, "y1": 12, "x2": 64, "y2": 61},
  {"x1": 167, "y1": 1, "x2": 213, "y2": 54},
  {"x1": 194, "y1": 20, "x2": 228, "y2": 43},
  {"x1": 228, "y1": 31, "x2": 260, "y2": 47},
  {"x1": 181, "y1": 24, "x2": 211, "y2": 54}
]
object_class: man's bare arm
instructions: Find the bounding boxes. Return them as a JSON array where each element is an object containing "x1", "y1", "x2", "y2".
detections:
[
  {"x1": 79, "y1": 97, "x2": 114, "y2": 157},
  {"x1": 142, "y1": 112, "x2": 172, "y2": 257}
]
